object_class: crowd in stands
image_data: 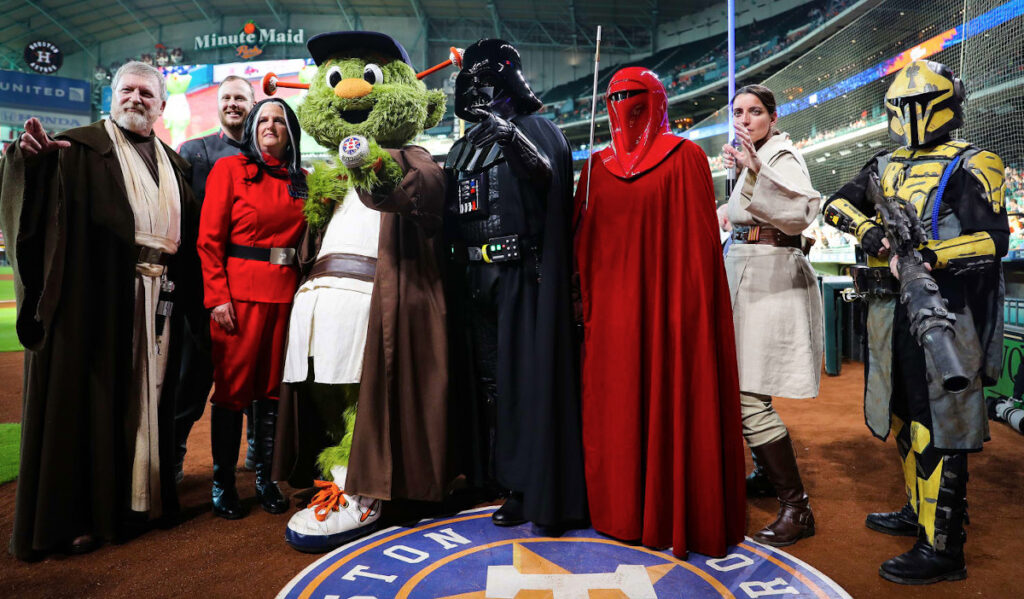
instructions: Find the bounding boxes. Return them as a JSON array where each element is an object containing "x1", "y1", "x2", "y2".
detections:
[{"x1": 549, "y1": 0, "x2": 851, "y2": 125}]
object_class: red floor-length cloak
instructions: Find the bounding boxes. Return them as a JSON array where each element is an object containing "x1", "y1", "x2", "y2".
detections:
[{"x1": 574, "y1": 139, "x2": 746, "y2": 558}]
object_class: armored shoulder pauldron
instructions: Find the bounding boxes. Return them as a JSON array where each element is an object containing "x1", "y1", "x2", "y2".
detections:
[
  {"x1": 879, "y1": 141, "x2": 971, "y2": 215},
  {"x1": 445, "y1": 137, "x2": 505, "y2": 175}
]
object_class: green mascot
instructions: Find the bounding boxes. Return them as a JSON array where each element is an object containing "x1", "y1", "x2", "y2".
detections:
[{"x1": 273, "y1": 31, "x2": 449, "y2": 552}]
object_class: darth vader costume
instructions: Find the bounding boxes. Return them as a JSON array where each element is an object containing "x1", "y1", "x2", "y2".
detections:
[{"x1": 444, "y1": 39, "x2": 587, "y2": 528}]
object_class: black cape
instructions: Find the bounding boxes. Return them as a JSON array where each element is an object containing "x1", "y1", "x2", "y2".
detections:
[
  {"x1": 0, "y1": 121, "x2": 201, "y2": 560},
  {"x1": 445, "y1": 114, "x2": 587, "y2": 527}
]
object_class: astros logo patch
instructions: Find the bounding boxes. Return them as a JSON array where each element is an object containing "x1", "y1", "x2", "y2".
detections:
[{"x1": 278, "y1": 507, "x2": 850, "y2": 598}]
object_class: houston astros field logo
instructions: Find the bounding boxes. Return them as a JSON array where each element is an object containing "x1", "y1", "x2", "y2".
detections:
[{"x1": 278, "y1": 507, "x2": 850, "y2": 598}]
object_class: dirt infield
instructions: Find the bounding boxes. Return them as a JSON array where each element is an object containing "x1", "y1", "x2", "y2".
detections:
[{"x1": 0, "y1": 354, "x2": 1022, "y2": 598}]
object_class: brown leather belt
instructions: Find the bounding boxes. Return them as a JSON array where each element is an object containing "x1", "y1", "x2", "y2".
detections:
[
  {"x1": 308, "y1": 252, "x2": 377, "y2": 283},
  {"x1": 732, "y1": 225, "x2": 803, "y2": 249}
]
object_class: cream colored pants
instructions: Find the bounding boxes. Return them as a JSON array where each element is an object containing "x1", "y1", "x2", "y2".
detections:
[{"x1": 741, "y1": 391, "x2": 789, "y2": 448}]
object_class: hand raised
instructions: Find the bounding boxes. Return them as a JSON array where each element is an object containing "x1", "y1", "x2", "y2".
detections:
[
  {"x1": 19, "y1": 118, "x2": 70, "y2": 157},
  {"x1": 465, "y1": 113, "x2": 515, "y2": 148},
  {"x1": 731, "y1": 123, "x2": 762, "y2": 175}
]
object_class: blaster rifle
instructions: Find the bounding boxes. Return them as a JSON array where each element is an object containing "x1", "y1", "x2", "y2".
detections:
[{"x1": 867, "y1": 172, "x2": 968, "y2": 393}]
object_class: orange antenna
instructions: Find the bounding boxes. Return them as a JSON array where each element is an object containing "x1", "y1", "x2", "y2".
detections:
[
  {"x1": 417, "y1": 47, "x2": 463, "y2": 80},
  {"x1": 262, "y1": 72, "x2": 309, "y2": 95},
  {"x1": 262, "y1": 47, "x2": 464, "y2": 95}
]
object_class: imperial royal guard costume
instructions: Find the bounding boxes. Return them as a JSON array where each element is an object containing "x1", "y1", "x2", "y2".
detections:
[{"x1": 574, "y1": 67, "x2": 746, "y2": 559}]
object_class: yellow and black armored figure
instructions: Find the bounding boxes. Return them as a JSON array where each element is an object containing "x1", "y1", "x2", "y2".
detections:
[{"x1": 823, "y1": 60, "x2": 1008, "y2": 585}]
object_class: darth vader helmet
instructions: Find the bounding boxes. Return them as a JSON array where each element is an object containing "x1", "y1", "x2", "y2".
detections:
[{"x1": 455, "y1": 39, "x2": 542, "y2": 122}]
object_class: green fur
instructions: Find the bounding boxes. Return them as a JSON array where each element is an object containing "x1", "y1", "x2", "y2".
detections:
[
  {"x1": 296, "y1": 55, "x2": 446, "y2": 150},
  {"x1": 303, "y1": 159, "x2": 351, "y2": 230},
  {"x1": 423, "y1": 88, "x2": 446, "y2": 130},
  {"x1": 317, "y1": 444, "x2": 351, "y2": 480},
  {"x1": 313, "y1": 385, "x2": 361, "y2": 479},
  {"x1": 346, "y1": 141, "x2": 404, "y2": 196},
  {"x1": 296, "y1": 35, "x2": 448, "y2": 482}
]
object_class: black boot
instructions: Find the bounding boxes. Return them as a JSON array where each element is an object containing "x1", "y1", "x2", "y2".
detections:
[
  {"x1": 879, "y1": 536, "x2": 966, "y2": 585},
  {"x1": 866, "y1": 503, "x2": 918, "y2": 536},
  {"x1": 746, "y1": 448, "x2": 774, "y2": 498},
  {"x1": 173, "y1": 428, "x2": 188, "y2": 484},
  {"x1": 751, "y1": 435, "x2": 815, "y2": 547},
  {"x1": 879, "y1": 454, "x2": 968, "y2": 585},
  {"x1": 211, "y1": 406, "x2": 246, "y2": 519},
  {"x1": 253, "y1": 400, "x2": 288, "y2": 514},
  {"x1": 492, "y1": 492, "x2": 526, "y2": 527}
]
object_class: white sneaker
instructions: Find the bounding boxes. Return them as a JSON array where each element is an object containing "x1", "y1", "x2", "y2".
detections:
[{"x1": 285, "y1": 466, "x2": 382, "y2": 553}]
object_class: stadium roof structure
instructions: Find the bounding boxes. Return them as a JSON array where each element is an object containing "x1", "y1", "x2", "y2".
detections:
[{"x1": 0, "y1": 0, "x2": 722, "y2": 69}]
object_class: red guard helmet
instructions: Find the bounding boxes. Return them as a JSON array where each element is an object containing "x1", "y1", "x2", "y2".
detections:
[{"x1": 600, "y1": 67, "x2": 682, "y2": 179}]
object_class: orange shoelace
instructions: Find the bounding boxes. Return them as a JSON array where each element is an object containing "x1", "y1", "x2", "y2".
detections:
[{"x1": 308, "y1": 479, "x2": 349, "y2": 522}]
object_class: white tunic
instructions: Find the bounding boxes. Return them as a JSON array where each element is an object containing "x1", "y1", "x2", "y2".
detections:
[
  {"x1": 724, "y1": 133, "x2": 824, "y2": 399},
  {"x1": 283, "y1": 187, "x2": 381, "y2": 384}
]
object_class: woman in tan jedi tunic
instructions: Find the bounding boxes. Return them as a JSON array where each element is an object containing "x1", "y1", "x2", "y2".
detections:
[{"x1": 718, "y1": 84, "x2": 823, "y2": 547}]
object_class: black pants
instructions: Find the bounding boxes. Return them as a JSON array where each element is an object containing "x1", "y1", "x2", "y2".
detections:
[
  {"x1": 891, "y1": 305, "x2": 934, "y2": 432},
  {"x1": 464, "y1": 262, "x2": 501, "y2": 487},
  {"x1": 890, "y1": 304, "x2": 968, "y2": 552}
]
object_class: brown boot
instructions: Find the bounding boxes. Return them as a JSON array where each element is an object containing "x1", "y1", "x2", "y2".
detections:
[{"x1": 751, "y1": 434, "x2": 815, "y2": 547}]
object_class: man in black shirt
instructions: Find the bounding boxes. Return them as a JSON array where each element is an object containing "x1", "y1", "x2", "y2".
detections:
[{"x1": 174, "y1": 76, "x2": 255, "y2": 481}]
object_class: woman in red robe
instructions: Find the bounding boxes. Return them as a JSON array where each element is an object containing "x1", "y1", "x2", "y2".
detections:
[
  {"x1": 574, "y1": 67, "x2": 746, "y2": 559},
  {"x1": 198, "y1": 98, "x2": 306, "y2": 519}
]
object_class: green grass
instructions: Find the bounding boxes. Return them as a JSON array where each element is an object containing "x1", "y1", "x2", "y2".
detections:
[
  {"x1": 0, "y1": 307, "x2": 21, "y2": 352},
  {"x1": 0, "y1": 423, "x2": 19, "y2": 485},
  {"x1": 0, "y1": 265, "x2": 12, "y2": 302}
]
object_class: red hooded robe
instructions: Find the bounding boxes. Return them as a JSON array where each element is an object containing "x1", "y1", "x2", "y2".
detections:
[{"x1": 574, "y1": 67, "x2": 746, "y2": 558}]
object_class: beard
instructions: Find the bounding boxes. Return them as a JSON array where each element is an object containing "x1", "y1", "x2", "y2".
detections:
[
  {"x1": 219, "y1": 109, "x2": 246, "y2": 135},
  {"x1": 111, "y1": 102, "x2": 158, "y2": 135}
]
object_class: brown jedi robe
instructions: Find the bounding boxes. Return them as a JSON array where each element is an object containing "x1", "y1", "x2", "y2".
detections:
[
  {"x1": 273, "y1": 145, "x2": 448, "y2": 501},
  {"x1": 0, "y1": 121, "x2": 201, "y2": 560}
]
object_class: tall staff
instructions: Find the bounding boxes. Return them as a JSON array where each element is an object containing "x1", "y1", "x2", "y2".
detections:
[
  {"x1": 726, "y1": 0, "x2": 737, "y2": 197},
  {"x1": 584, "y1": 26, "x2": 603, "y2": 211}
]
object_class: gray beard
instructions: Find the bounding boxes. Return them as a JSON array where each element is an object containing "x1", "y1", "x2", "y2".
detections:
[{"x1": 112, "y1": 108, "x2": 154, "y2": 136}]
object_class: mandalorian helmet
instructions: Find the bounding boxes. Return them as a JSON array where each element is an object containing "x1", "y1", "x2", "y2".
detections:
[
  {"x1": 885, "y1": 59, "x2": 965, "y2": 147},
  {"x1": 455, "y1": 39, "x2": 542, "y2": 123}
]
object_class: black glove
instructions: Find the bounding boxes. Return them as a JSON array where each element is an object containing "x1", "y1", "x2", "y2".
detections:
[
  {"x1": 465, "y1": 113, "x2": 516, "y2": 148},
  {"x1": 861, "y1": 226, "x2": 887, "y2": 258}
]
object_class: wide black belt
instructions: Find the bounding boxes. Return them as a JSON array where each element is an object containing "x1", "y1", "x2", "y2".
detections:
[
  {"x1": 453, "y1": 234, "x2": 524, "y2": 264},
  {"x1": 307, "y1": 253, "x2": 377, "y2": 282},
  {"x1": 228, "y1": 243, "x2": 297, "y2": 266}
]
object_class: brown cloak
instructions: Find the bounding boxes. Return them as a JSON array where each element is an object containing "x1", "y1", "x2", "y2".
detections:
[
  {"x1": 0, "y1": 121, "x2": 201, "y2": 560},
  {"x1": 273, "y1": 145, "x2": 448, "y2": 501}
]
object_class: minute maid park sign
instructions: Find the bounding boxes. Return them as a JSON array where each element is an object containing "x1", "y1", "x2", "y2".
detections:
[{"x1": 194, "y1": 21, "x2": 305, "y2": 59}]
